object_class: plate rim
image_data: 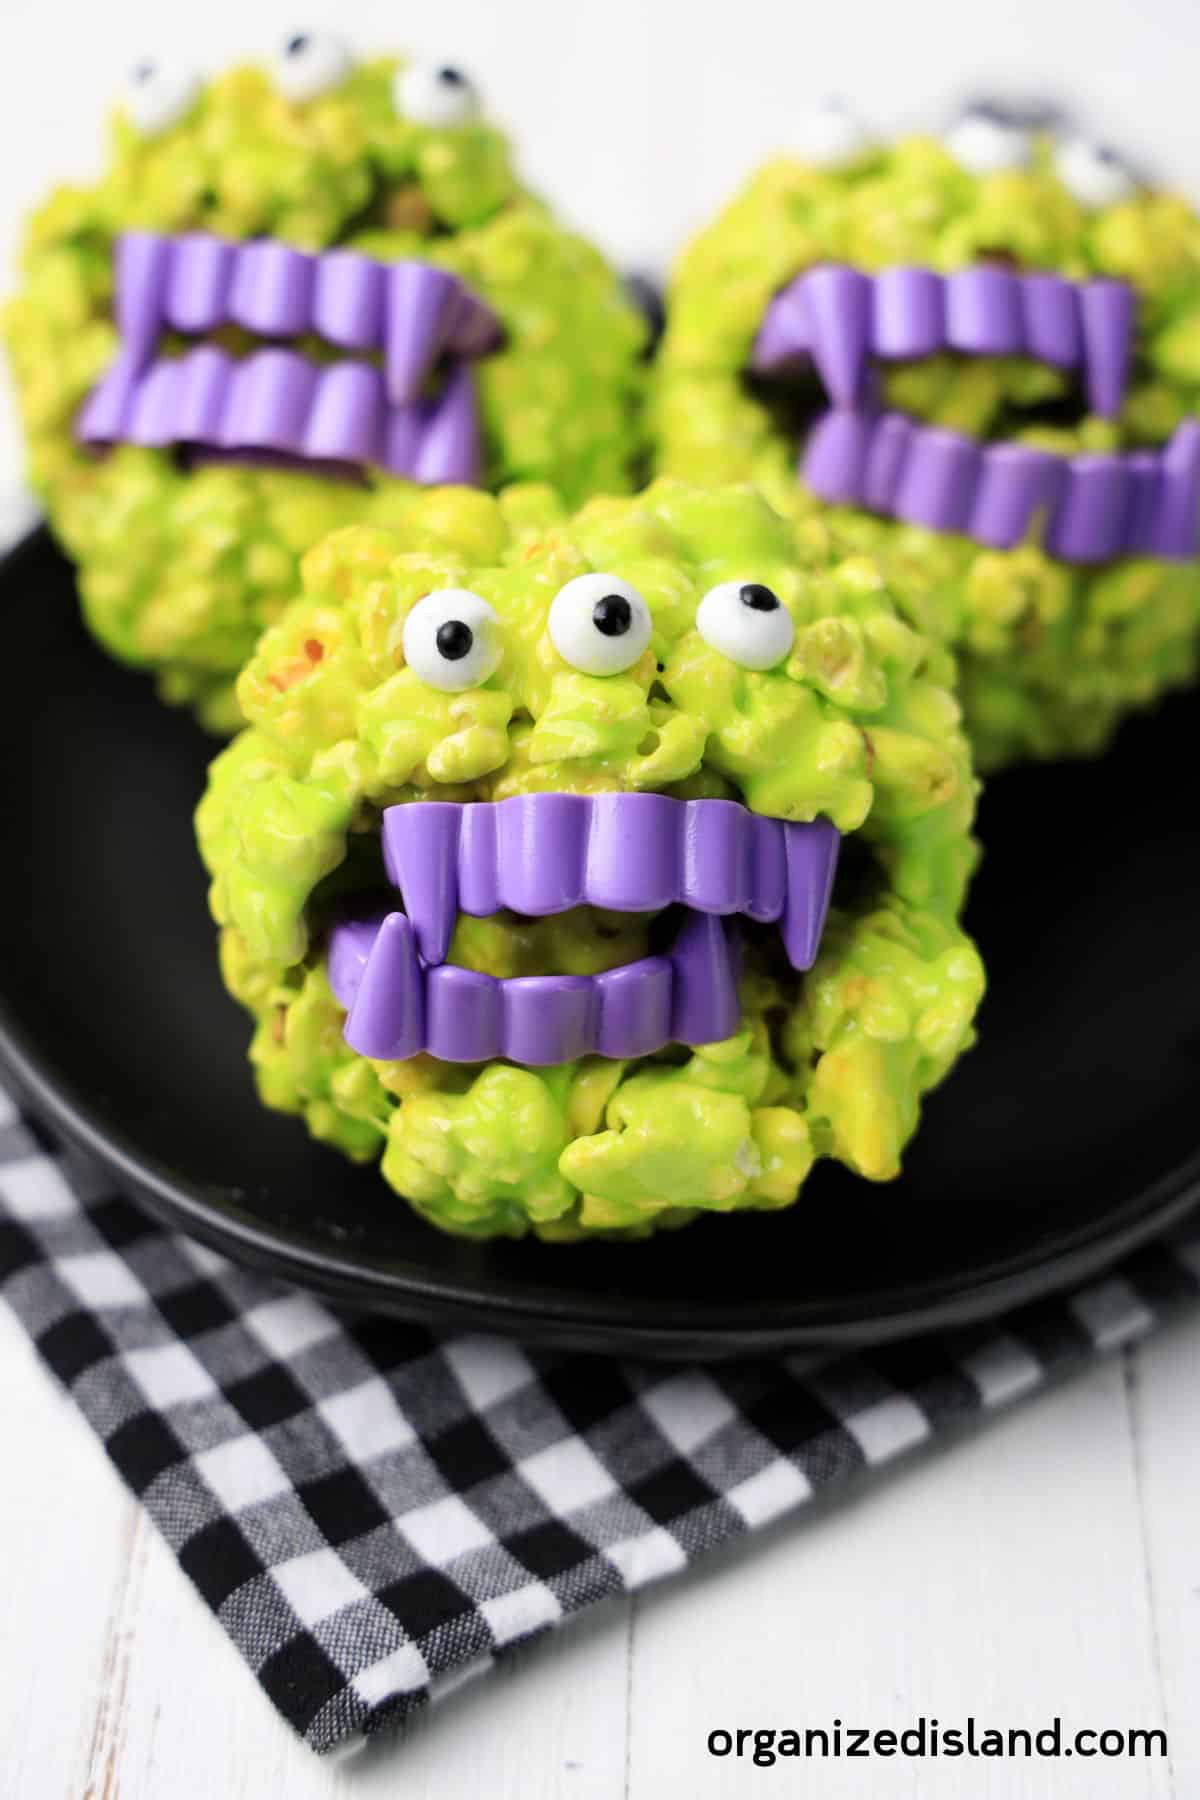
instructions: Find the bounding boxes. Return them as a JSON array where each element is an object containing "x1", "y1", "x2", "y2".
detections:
[
  {"x1": 5, "y1": 523, "x2": 1199, "y2": 1360},
  {"x1": 4, "y1": 997, "x2": 1198, "y2": 1360}
]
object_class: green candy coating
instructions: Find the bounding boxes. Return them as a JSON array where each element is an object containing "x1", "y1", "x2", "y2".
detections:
[
  {"x1": 4, "y1": 57, "x2": 646, "y2": 728},
  {"x1": 652, "y1": 134, "x2": 1200, "y2": 767},
  {"x1": 197, "y1": 481, "x2": 984, "y2": 1240}
]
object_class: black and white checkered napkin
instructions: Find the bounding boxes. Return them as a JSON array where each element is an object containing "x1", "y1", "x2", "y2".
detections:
[{"x1": 2, "y1": 1084, "x2": 1198, "y2": 1756}]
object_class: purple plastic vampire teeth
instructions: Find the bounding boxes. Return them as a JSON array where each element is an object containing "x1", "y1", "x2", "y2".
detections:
[
  {"x1": 750, "y1": 262, "x2": 1200, "y2": 563},
  {"x1": 805, "y1": 412, "x2": 1200, "y2": 562},
  {"x1": 76, "y1": 234, "x2": 505, "y2": 484},
  {"x1": 752, "y1": 264, "x2": 1135, "y2": 419},
  {"x1": 326, "y1": 794, "x2": 841, "y2": 1065}
]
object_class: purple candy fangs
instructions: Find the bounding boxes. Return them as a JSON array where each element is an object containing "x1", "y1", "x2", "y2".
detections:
[
  {"x1": 751, "y1": 261, "x2": 1200, "y2": 563},
  {"x1": 76, "y1": 234, "x2": 504, "y2": 485},
  {"x1": 327, "y1": 794, "x2": 841, "y2": 1065}
]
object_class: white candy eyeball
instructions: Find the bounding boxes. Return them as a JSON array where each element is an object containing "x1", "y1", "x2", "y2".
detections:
[
  {"x1": 797, "y1": 97, "x2": 872, "y2": 168},
  {"x1": 548, "y1": 573, "x2": 653, "y2": 677},
  {"x1": 696, "y1": 581, "x2": 794, "y2": 671},
  {"x1": 943, "y1": 111, "x2": 1032, "y2": 176},
  {"x1": 394, "y1": 61, "x2": 480, "y2": 128},
  {"x1": 403, "y1": 589, "x2": 501, "y2": 692},
  {"x1": 122, "y1": 59, "x2": 200, "y2": 137},
  {"x1": 274, "y1": 32, "x2": 352, "y2": 103},
  {"x1": 1055, "y1": 138, "x2": 1137, "y2": 208}
]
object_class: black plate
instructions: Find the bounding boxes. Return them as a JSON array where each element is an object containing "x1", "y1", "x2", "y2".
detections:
[{"x1": 3, "y1": 527, "x2": 1199, "y2": 1358}]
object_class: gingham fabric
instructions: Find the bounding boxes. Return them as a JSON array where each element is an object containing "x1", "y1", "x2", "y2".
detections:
[{"x1": 2, "y1": 1087, "x2": 1198, "y2": 1755}]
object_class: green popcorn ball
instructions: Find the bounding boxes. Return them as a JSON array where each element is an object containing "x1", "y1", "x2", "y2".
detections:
[
  {"x1": 197, "y1": 479, "x2": 984, "y2": 1240},
  {"x1": 4, "y1": 45, "x2": 646, "y2": 730},
  {"x1": 652, "y1": 108, "x2": 1200, "y2": 768}
]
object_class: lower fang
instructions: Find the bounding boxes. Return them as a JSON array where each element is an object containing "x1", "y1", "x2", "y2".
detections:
[
  {"x1": 344, "y1": 911, "x2": 423, "y2": 1059},
  {"x1": 669, "y1": 912, "x2": 740, "y2": 1045}
]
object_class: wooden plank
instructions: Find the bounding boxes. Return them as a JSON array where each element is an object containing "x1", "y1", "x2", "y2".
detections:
[
  {"x1": 342, "y1": 1606, "x2": 632, "y2": 1800},
  {"x1": 627, "y1": 1358, "x2": 1172, "y2": 1799},
  {"x1": 101, "y1": 1532, "x2": 633, "y2": 1800},
  {"x1": 0, "y1": 1307, "x2": 633, "y2": 1798},
  {"x1": 0, "y1": 1305, "x2": 135, "y2": 1800},
  {"x1": 1127, "y1": 1312, "x2": 1200, "y2": 1795}
]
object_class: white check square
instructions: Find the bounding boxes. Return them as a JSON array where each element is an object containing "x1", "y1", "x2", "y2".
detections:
[
  {"x1": 398, "y1": 1493, "x2": 495, "y2": 1565},
  {"x1": 196, "y1": 1433, "x2": 290, "y2": 1512},
  {"x1": 126, "y1": 1341, "x2": 214, "y2": 1410},
  {"x1": 843, "y1": 1394, "x2": 930, "y2": 1464},
  {"x1": 0, "y1": 1156, "x2": 77, "y2": 1221},
  {"x1": 319, "y1": 1377, "x2": 416, "y2": 1465},
  {"x1": 727, "y1": 1458, "x2": 811, "y2": 1527},
  {"x1": 1070, "y1": 1277, "x2": 1154, "y2": 1351},
  {"x1": 245, "y1": 1293, "x2": 338, "y2": 1361},
  {"x1": 480, "y1": 1581, "x2": 561, "y2": 1644},
  {"x1": 273, "y1": 1545, "x2": 368, "y2": 1627},
  {"x1": 443, "y1": 1335, "x2": 535, "y2": 1412},
  {"x1": 352, "y1": 1641, "x2": 429, "y2": 1707},
  {"x1": 605, "y1": 1527, "x2": 687, "y2": 1587},
  {"x1": 960, "y1": 1334, "x2": 1043, "y2": 1407},
  {"x1": 57, "y1": 1249, "x2": 144, "y2": 1310},
  {"x1": 640, "y1": 1372, "x2": 736, "y2": 1455},
  {"x1": 519, "y1": 1436, "x2": 618, "y2": 1512}
]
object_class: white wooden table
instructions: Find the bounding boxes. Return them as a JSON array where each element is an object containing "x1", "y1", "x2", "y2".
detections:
[
  {"x1": 3, "y1": 5, "x2": 1200, "y2": 1789},
  {"x1": 1, "y1": 1296, "x2": 1197, "y2": 1798}
]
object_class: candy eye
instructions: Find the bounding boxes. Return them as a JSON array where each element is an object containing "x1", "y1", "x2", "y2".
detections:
[
  {"x1": 122, "y1": 59, "x2": 200, "y2": 136},
  {"x1": 696, "y1": 581, "x2": 794, "y2": 671},
  {"x1": 943, "y1": 110, "x2": 1032, "y2": 176},
  {"x1": 394, "y1": 61, "x2": 480, "y2": 128},
  {"x1": 1055, "y1": 138, "x2": 1137, "y2": 208},
  {"x1": 796, "y1": 97, "x2": 871, "y2": 168},
  {"x1": 403, "y1": 589, "x2": 501, "y2": 691},
  {"x1": 273, "y1": 32, "x2": 352, "y2": 103},
  {"x1": 548, "y1": 573, "x2": 653, "y2": 676}
]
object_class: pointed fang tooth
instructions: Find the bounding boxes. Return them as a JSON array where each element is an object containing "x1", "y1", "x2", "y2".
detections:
[
  {"x1": 382, "y1": 804, "x2": 459, "y2": 966},
  {"x1": 1080, "y1": 279, "x2": 1135, "y2": 420},
  {"x1": 781, "y1": 820, "x2": 840, "y2": 971},
  {"x1": 326, "y1": 908, "x2": 389, "y2": 1013},
  {"x1": 802, "y1": 265, "x2": 872, "y2": 407},
  {"x1": 751, "y1": 278, "x2": 810, "y2": 372},
  {"x1": 669, "y1": 913, "x2": 740, "y2": 1046},
  {"x1": 76, "y1": 352, "x2": 142, "y2": 444},
  {"x1": 344, "y1": 912, "x2": 423, "y2": 1060},
  {"x1": 412, "y1": 362, "x2": 482, "y2": 486},
  {"x1": 1152, "y1": 419, "x2": 1200, "y2": 559},
  {"x1": 384, "y1": 262, "x2": 458, "y2": 406}
]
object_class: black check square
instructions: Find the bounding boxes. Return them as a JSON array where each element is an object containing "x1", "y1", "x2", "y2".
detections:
[
  {"x1": 298, "y1": 1468, "x2": 392, "y2": 1545},
  {"x1": 506, "y1": 1518, "x2": 597, "y2": 1582},
  {"x1": 181, "y1": 1516, "x2": 266, "y2": 1609},
  {"x1": 377, "y1": 1566, "x2": 476, "y2": 1635},
  {"x1": 107, "y1": 1409, "x2": 189, "y2": 1494},
  {"x1": 1, "y1": 1080, "x2": 1196, "y2": 1756},
  {"x1": 156, "y1": 1277, "x2": 241, "y2": 1342},
  {"x1": 428, "y1": 1414, "x2": 513, "y2": 1491},
  {"x1": 227, "y1": 1363, "x2": 312, "y2": 1433}
]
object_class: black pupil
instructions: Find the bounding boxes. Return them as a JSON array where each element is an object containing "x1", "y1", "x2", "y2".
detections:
[
  {"x1": 592, "y1": 594, "x2": 632, "y2": 637},
  {"x1": 739, "y1": 583, "x2": 779, "y2": 612},
  {"x1": 438, "y1": 67, "x2": 465, "y2": 86},
  {"x1": 436, "y1": 620, "x2": 474, "y2": 662},
  {"x1": 286, "y1": 34, "x2": 310, "y2": 55}
]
